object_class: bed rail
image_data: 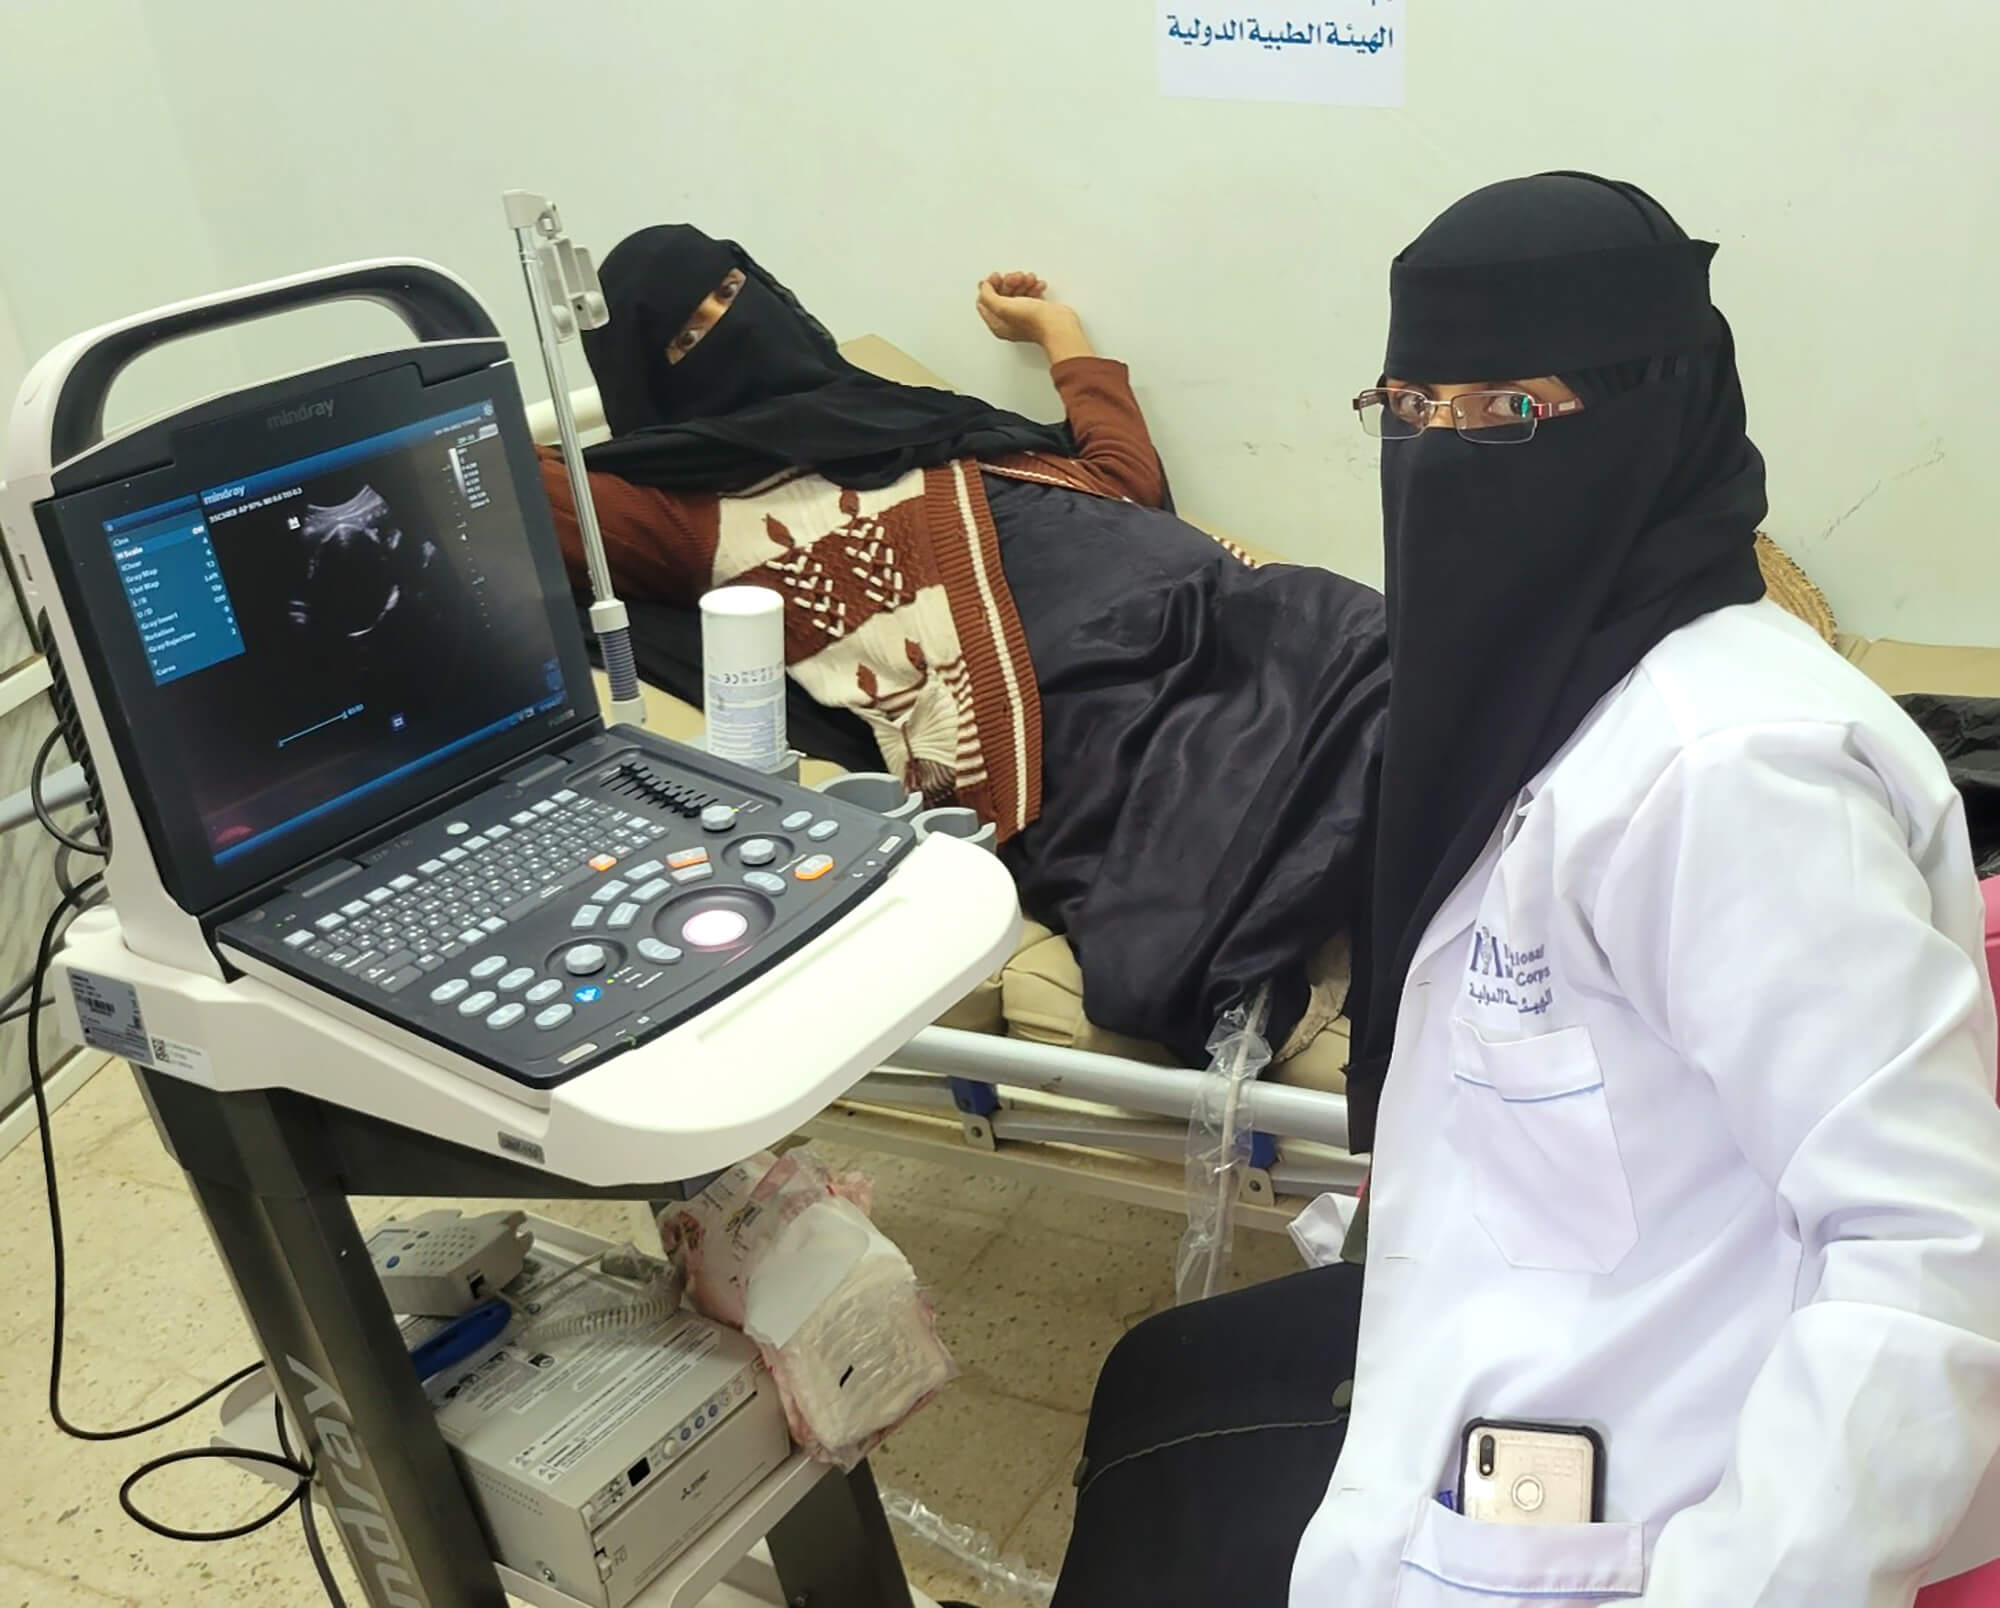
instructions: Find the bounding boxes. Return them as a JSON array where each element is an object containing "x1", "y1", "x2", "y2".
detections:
[{"x1": 883, "y1": 1027, "x2": 1352, "y2": 1150}]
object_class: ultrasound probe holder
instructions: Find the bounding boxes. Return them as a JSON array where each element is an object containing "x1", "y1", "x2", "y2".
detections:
[
  {"x1": 1, "y1": 263, "x2": 1019, "y2": 1608},
  {"x1": 502, "y1": 188, "x2": 649, "y2": 732}
]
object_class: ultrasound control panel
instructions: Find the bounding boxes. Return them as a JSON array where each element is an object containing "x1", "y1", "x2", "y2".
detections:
[{"x1": 217, "y1": 729, "x2": 918, "y2": 1087}]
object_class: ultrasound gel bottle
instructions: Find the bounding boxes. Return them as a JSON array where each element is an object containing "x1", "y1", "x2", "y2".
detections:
[{"x1": 699, "y1": 586, "x2": 788, "y2": 772}]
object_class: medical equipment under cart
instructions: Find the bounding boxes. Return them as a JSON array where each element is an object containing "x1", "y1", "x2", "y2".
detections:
[{"x1": 1, "y1": 258, "x2": 1018, "y2": 1607}]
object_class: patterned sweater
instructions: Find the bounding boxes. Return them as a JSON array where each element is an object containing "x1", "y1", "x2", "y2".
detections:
[{"x1": 538, "y1": 357, "x2": 1170, "y2": 843}]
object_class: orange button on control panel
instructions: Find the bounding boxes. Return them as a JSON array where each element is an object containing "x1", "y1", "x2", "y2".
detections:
[
  {"x1": 667, "y1": 847, "x2": 710, "y2": 870},
  {"x1": 794, "y1": 854, "x2": 835, "y2": 881},
  {"x1": 587, "y1": 854, "x2": 618, "y2": 872}
]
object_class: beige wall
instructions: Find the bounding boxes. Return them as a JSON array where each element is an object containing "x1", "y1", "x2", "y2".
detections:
[{"x1": 3, "y1": 1, "x2": 1997, "y2": 654}]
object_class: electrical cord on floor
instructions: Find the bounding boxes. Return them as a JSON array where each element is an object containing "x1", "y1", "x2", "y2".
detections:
[{"x1": 24, "y1": 873, "x2": 344, "y2": 1604}]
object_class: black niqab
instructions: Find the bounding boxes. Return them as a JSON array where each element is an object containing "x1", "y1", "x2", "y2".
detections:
[
  {"x1": 1346, "y1": 173, "x2": 1768, "y2": 1151},
  {"x1": 580, "y1": 225, "x2": 1077, "y2": 493}
]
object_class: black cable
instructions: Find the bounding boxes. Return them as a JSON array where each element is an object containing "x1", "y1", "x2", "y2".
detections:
[
  {"x1": 117, "y1": 1445, "x2": 310, "y2": 1543},
  {"x1": 28, "y1": 880, "x2": 260, "y2": 1442},
  {"x1": 31, "y1": 727, "x2": 105, "y2": 857},
  {"x1": 276, "y1": 1398, "x2": 349, "y2": 1608},
  {"x1": 31, "y1": 724, "x2": 105, "y2": 856},
  {"x1": 25, "y1": 644, "x2": 338, "y2": 1597},
  {"x1": 25, "y1": 878, "x2": 342, "y2": 1603},
  {"x1": 52, "y1": 820, "x2": 102, "y2": 903}
]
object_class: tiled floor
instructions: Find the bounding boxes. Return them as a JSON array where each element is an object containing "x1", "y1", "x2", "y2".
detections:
[{"x1": 0, "y1": 1065, "x2": 1305, "y2": 1606}]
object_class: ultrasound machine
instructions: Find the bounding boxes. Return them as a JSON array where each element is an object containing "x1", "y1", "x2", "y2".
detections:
[{"x1": 2, "y1": 258, "x2": 1018, "y2": 1607}]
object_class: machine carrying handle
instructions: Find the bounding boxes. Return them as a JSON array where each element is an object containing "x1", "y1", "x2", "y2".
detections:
[{"x1": 47, "y1": 259, "x2": 499, "y2": 464}]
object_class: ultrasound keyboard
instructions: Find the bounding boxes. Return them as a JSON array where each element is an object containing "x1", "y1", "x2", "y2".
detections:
[{"x1": 219, "y1": 729, "x2": 918, "y2": 1087}]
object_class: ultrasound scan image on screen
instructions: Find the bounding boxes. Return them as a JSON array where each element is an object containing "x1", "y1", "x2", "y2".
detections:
[{"x1": 102, "y1": 401, "x2": 567, "y2": 863}]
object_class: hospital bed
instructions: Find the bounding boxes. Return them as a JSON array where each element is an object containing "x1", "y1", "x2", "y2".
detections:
[
  {"x1": 526, "y1": 336, "x2": 1363, "y2": 1233},
  {"x1": 528, "y1": 338, "x2": 2000, "y2": 1239}
]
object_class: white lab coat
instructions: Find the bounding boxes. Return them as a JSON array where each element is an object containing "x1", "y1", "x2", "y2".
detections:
[{"x1": 1290, "y1": 600, "x2": 2000, "y2": 1607}]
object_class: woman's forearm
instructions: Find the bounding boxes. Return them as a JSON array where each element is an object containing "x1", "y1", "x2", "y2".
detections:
[{"x1": 1035, "y1": 306, "x2": 1096, "y2": 365}]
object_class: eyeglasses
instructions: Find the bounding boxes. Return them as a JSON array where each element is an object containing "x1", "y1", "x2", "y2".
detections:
[{"x1": 1353, "y1": 387, "x2": 1583, "y2": 445}]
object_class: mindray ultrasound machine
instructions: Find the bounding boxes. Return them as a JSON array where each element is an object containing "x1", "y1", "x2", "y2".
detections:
[{"x1": 1, "y1": 259, "x2": 1017, "y2": 1607}]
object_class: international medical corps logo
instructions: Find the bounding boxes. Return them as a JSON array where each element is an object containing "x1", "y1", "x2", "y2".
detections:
[{"x1": 1465, "y1": 925, "x2": 1554, "y2": 1017}]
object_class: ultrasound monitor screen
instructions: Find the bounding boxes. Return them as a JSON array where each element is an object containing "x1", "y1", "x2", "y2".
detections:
[{"x1": 100, "y1": 400, "x2": 567, "y2": 865}]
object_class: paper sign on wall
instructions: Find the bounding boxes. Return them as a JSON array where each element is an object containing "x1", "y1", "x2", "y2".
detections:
[{"x1": 1158, "y1": 1, "x2": 1403, "y2": 107}]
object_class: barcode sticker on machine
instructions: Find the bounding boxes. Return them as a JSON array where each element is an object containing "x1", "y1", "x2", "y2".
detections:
[
  {"x1": 147, "y1": 1036, "x2": 210, "y2": 1077},
  {"x1": 68, "y1": 971, "x2": 155, "y2": 1065}
]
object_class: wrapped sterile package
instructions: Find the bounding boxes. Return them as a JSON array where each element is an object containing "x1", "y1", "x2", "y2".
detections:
[{"x1": 660, "y1": 1147, "x2": 955, "y2": 1469}]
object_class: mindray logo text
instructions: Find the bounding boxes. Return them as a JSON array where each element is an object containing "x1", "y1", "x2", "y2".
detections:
[{"x1": 267, "y1": 399, "x2": 334, "y2": 429}]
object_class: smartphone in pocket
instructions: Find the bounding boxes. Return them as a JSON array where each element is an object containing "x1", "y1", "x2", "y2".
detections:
[{"x1": 1457, "y1": 1419, "x2": 1604, "y2": 1525}]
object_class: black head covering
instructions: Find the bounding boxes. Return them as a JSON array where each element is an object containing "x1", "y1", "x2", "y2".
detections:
[
  {"x1": 1345, "y1": 172, "x2": 1768, "y2": 1151},
  {"x1": 580, "y1": 225, "x2": 1077, "y2": 493}
]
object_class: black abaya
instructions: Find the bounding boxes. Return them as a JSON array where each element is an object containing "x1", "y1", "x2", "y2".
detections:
[{"x1": 988, "y1": 475, "x2": 1388, "y2": 1067}]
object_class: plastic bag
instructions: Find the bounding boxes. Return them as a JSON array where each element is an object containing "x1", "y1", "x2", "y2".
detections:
[
  {"x1": 1175, "y1": 986, "x2": 1273, "y2": 1305},
  {"x1": 882, "y1": 1487, "x2": 1056, "y2": 1607},
  {"x1": 660, "y1": 1147, "x2": 955, "y2": 1469}
]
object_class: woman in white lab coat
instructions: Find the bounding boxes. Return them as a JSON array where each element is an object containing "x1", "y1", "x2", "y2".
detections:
[{"x1": 1052, "y1": 172, "x2": 2000, "y2": 1608}]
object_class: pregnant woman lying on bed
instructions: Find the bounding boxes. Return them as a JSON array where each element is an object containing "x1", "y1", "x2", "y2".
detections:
[{"x1": 536, "y1": 224, "x2": 1387, "y2": 1075}]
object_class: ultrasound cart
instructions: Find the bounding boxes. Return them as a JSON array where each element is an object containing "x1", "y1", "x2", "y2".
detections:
[{"x1": 1, "y1": 261, "x2": 1019, "y2": 1607}]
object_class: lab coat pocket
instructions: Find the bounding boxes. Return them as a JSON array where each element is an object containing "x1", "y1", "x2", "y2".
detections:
[
  {"x1": 1448, "y1": 1020, "x2": 1639, "y2": 1275},
  {"x1": 1395, "y1": 1499, "x2": 1645, "y2": 1606}
]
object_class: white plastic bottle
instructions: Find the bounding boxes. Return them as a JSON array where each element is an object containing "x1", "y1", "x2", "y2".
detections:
[{"x1": 699, "y1": 586, "x2": 788, "y2": 772}]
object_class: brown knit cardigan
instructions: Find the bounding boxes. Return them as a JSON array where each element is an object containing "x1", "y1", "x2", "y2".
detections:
[{"x1": 537, "y1": 357, "x2": 1173, "y2": 842}]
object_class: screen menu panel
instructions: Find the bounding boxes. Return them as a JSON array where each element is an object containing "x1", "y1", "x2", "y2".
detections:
[{"x1": 102, "y1": 400, "x2": 568, "y2": 864}]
